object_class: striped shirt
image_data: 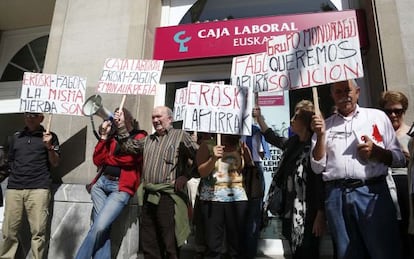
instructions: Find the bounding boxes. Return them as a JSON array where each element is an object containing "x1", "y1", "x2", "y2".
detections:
[{"x1": 118, "y1": 126, "x2": 198, "y2": 184}]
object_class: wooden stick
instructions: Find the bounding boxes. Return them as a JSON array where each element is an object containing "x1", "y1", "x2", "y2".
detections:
[
  {"x1": 119, "y1": 95, "x2": 127, "y2": 111},
  {"x1": 312, "y1": 87, "x2": 321, "y2": 115},
  {"x1": 46, "y1": 114, "x2": 53, "y2": 133},
  {"x1": 217, "y1": 133, "x2": 221, "y2": 146}
]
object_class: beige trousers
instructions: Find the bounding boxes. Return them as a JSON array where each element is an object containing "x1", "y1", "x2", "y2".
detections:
[{"x1": 0, "y1": 189, "x2": 51, "y2": 259}]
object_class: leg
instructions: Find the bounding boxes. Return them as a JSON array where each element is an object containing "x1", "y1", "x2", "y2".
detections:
[
  {"x1": 76, "y1": 177, "x2": 130, "y2": 259},
  {"x1": 156, "y1": 194, "x2": 179, "y2": 259},
  {"x1": 324, "y1": 185, "x2": 367, "y2": 259},
  {"x1": 225, "y1": 201, "x2": 248, "y2": 259},
  {"x1": 141, "y1": 200, "x2": 162, "y2": 259},
  {"x1": 91, "y1": 176, "x2": 109, "y2": 220},
  {"x1": 0, "y1": 189, "x2": 25, "y2": 259},
  {"x1": 24, "y1": 189, "x2": 51, "y2": 259},
  {"x1": 243, "y1": 198, "x2": 262, "y2": 259},
  {"x1": 201, "y1": 201, "x2": 224, "y2": 259},
  {"x1": 356, "y1": 181, "x2": 402, "y2": 259},
  {"x1": 393, "y1": 175, "x2": 410, "y2": 258}
]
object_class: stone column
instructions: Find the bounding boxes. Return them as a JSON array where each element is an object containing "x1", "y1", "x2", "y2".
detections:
[{"x1": 36, "y1": 0, "x2": 161, "y2": 258}]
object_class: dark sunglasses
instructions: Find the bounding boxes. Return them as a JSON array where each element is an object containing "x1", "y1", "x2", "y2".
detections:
[
  {"x1": 383, "y1": 108, "x2": 404, "y2": 116},
  {"x1": 24, "y1": 113, "x2": 41, "y2": 118}
]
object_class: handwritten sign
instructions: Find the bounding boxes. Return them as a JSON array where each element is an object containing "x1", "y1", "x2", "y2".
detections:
[
  {"x1": 183, "y1": 81, "x2": 252, "y2": 135},
  {"x1": 266, "y1": 17, "x2": 363, "y2": 91},
  {"x1": 20, "y1": 72, "x2": 86, "y2": 115},
  {"x1": 97, "y1": 58, "x2": 164, "y2": 95},
  {"x1": 174, "y1": 87, "x2": 188, "y2": 121},
  {"x1": 231, "y1": 52, "x2": 275, "y2": 92}
]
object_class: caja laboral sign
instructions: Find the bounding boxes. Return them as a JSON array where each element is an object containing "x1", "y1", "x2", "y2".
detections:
[{"x1": 153, "y1": 10, "x2": 367, "y2": 61}]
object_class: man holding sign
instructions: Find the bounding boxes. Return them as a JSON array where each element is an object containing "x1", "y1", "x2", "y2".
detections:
[
  {"x1": 0, "y1": 112, "x2": 60, "y2": 259},
  {"x1": 311, "y1": 80, "x2": 404, "y2": 259}
]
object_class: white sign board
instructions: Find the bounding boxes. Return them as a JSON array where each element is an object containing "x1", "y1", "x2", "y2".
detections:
[
  {"x1": 231, "y1": 52, "x2": 276, "y2": 92},
  {"x1": 20, "y1": 72, "x2": 86, "y2": 116},
  {"x1": 97, "y1": 58, "x2": 164, "y2": 95},
  {"x1": 183, "y1": 81, "x2": 253, "y2": 135},
  {"x1": 173, "y1": 87, "x2": 188, "y2": 122},
  {"x1": 266, "y1": 17, "x2": 363, "y2": 91}
]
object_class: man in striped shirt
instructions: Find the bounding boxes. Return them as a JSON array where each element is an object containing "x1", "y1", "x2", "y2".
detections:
[{"x1": 114, "y1": 106, "x2": 198, "y2": 259}]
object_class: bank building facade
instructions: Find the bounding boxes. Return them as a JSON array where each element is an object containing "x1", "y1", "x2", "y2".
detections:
[{"x1": 0, "y1": 0, "x2": 412, "y2": 258}]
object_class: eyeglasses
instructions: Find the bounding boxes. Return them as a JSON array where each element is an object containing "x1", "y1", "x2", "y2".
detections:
[
  {"x1": 383, "y1": 108, "x2": 404, "y2": 116},
  {"x1": 24, "y1": 113, "x2": 41, "y2": 118}
]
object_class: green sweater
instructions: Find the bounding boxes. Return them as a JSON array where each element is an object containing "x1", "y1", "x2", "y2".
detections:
[{"x1": 138, "y1": 183, "x2": 190, "y2": 247}]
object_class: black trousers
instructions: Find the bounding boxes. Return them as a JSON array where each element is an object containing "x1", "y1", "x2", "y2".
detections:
[{"x1": 141, "y1": 194, "x2": 178, "y2": 259}]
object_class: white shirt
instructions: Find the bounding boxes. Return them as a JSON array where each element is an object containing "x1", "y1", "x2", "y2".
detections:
[{"x1": 311, "y1": 105, "x2": 406, "y2": 181}]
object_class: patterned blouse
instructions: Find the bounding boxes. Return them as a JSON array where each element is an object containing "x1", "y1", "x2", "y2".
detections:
[{"x1": 199, "y1": 141, "x2": 248, "y2": 202}]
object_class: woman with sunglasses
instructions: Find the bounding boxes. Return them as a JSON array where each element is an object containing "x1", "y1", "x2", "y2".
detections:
[{"x1": 379, "y1": 90, "x2": 413, "y2": 258}]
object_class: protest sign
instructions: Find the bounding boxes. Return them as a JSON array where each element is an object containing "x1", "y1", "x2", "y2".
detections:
[
  {"x1": 183, "y1": 81, "x2": 252, "y2": 135},
  {"x1": 173, "y1": 87, "x2": 188, "y2": 121},
  {"x1": 232, "y1": 52, "x2": 277, "y2": 92},
  {"x1": 266, "y1": 16, "x2": 363, "y2": 91},
  {"x1": 97, "y1": 58, "x2": 164, "y2": 96},
  {"x1": 20, "y1": 72, "x2": 86, "y2": 116},
  {"x1": 174, "y1": 81, "x2": 225, "y2": 122}
]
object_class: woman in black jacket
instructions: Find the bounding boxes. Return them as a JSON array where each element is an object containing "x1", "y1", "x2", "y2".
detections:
[{"x1": 255, "y1": 100, "x2": 326, "y2": 259}]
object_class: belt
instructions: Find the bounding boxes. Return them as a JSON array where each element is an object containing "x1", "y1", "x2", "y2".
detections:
[
  {"x1": 103, "y1": 174, "x2": 120, "y2": 181},
  {"x1": 326, "y1": 175, "x2": 386, "y2": 189}
]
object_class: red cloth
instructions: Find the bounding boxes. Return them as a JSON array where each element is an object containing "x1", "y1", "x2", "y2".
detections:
[{"x1": 93, "y1": 131, "x2": 147, "y2": 196}]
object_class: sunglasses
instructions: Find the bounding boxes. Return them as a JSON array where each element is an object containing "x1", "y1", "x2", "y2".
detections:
[
  {"x1": 383, "y1": 108, "x2": 404, "y2": 116},
  {"x1": 24, "y1": 113, "x2": 41, "y2": 118}
]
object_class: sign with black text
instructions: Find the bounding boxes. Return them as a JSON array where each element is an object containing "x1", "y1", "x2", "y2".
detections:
[
  {"x1": 20, "y1": 72, "x2": 86, "y2": 115},
  {"x1": 182, "y1": 81, "x2": 253, "y2": 135}
]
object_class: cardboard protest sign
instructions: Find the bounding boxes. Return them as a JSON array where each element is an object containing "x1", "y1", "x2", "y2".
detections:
[
  {"x1": 20, "y1": 72, "x2": 86, "y2": 116},
  {"x1": 97, "y1": 58, "x2": 164, "y2": 96},
  {"x1": 266, "y1": 16, "x2": 363, "y2": 91},
  {"x1": 174, "y1": 81, "x2": 225, "y2": 122},
  {"x1": 231, "y1": 52, "x2": 274, "y2": 92},
  {"x1": 173, "y1": 87, "x2": 187, "y2": 122},
  {"x1": 182, "y1": 81, "x2": 252, "y2": 135}
]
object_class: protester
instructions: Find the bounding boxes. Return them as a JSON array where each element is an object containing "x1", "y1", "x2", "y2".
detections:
[
  {"x1": 75, "y1": 108, "x2": 147, "y2": 259},
  {"x1": 0, "y1": 112, "x2": 60, "y2": 259},
  {"x1": 255, "y1": 100, "x2": 326, "y2": 258},
  {"x1": 241, "y1": 107, "x2": 270, "y2": 258},
  {"x1": 311, "y1": 79, "x2": 405, "y2": 259},
  {"x1": 379, "y1": 90, "x2": 413, "y2": 258},
  {"x1": 114, "y1": 106, "x2": 198, "y2": 259},
  {"x1": 196, "y1": 133, "x2": 253, "y2": 258}
]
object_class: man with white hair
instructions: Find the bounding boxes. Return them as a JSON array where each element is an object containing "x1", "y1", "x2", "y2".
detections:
[{"x1": 311, "y1": 80, "x2": 405, "y2": 259}]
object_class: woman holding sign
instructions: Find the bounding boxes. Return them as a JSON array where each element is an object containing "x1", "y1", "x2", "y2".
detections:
[
  {"x1": 196, "y1": 134, "x2": 253, "y2": 258},
  {"x1": 256, "y1": 100, "x2": 326, "y2": 259}
]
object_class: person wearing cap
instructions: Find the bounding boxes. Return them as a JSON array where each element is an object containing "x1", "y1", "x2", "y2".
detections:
[{"x1": 0, "y1": 112, "x2": 60, "y2": 259}]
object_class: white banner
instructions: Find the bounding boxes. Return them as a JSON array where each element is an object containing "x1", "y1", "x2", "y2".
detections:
[
  {"x1": 182, "y1": 81, "x2": 253, "y2": 135},
  {"x1": 20, "y1": 72, "x2": 86, "y2": 116},
  {"x1": 97, "y1": 58, "x2": 164, "y2": 96},
  {"x1": 266, "y1": 17, "x2": 363, "y2": 91}
]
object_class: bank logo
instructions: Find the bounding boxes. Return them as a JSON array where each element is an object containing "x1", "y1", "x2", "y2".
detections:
[{"x1": 173, "y1": 31, "x2": 192, "y2": 52}]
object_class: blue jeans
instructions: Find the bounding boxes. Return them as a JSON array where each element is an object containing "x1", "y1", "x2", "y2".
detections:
[
  {"x1": 75, "y1": 176, "x2": 130, "y2": 259},
  {"x1": 325, "y1": 179, "x2": 402, "y2": 259}
]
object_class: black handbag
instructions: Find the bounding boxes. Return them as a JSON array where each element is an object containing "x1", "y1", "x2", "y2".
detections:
[{"x1": 242, "y1": 164, "x2": 264, "y2": 199}]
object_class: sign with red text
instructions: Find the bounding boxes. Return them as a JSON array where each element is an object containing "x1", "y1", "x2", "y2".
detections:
[
  {"x1": 20, "y1": 72, "x2": 86, "y2": 115},
  {"x1": 231, "y1": 52, "x2": 272, "y2": 92},
  {"x1": 153, "y1": 10, "x2": 367, "y2": 61},
  {"x1": 174, "y1": 87, "x2": 188, "y2": 121},
  {"x1": 183, "y1": 81, "x2": 253, "y2": 135},
  {"x1": 266, "y1": 17, "x2": 363, "y2": 91},
  {"x1": 97, "y1": 58, "x2": 164, "y2": 96}
]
